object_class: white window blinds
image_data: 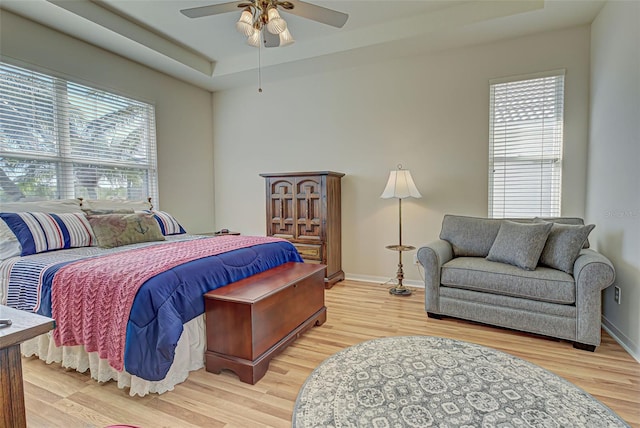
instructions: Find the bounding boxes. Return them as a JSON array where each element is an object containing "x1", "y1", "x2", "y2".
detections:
[
  {"x1": 0, "y1": 62, "x2": 158, "y2": 204},
  {"x1": 488, "y1": 71, "x2": 564, "y2": 218}
]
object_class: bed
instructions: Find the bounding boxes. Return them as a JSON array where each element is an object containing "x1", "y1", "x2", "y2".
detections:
[{"x1": 0, "y1": 198, "x2": 302, "y2": 396}]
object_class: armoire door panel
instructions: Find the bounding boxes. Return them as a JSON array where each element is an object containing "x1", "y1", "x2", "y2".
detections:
[
  {"x1": 268, "y1": 179, "x2": 295, "y2": 237},
  {"x1": 295, "y1": 177, "x2": 322, "y2": 240}
]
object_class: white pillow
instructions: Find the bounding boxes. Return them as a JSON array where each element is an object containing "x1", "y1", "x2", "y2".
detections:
[
  {"x1": 1, "y1": 198, "x2": 83, "y2": 213},
  {"x1": 81, "y1": 199, "x2": 152, "y2": 211},
  {"x1": 0, "y1": 220, "x2": 21, "y2": 260}
]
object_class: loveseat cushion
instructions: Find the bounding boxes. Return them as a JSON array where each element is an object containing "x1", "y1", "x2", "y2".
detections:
[
  {"x1": 439, "y1": 215, "x2": 502, "y2": 257},
  {"x1": 441, "y1": 257, "x2": 576, "y2": 304}
]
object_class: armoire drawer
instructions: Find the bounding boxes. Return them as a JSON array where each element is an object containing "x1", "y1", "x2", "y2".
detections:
[{"x1": 293, "y1": 243, "x2": 323, "y2": 261}]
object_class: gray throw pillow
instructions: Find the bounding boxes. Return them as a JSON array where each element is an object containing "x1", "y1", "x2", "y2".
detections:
[
  {"x1": 440, "y1": 215, "x2": 503, "y2": 257},
  {"x1": 535, "y1": 220, "x2": 595, "y2": 274},
  {"x1": 535, "y1": 217, "x2": 590, "y2": 248},
  {"x1": 486, "y1": 220, "x2": 553, "y2": 270}
]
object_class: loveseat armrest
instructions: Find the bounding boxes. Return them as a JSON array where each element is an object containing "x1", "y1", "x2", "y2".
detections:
[
  {"x1": 417, "y1": 240, "x2": 454, "y2": 313},
  {"x1": 574, "y1": 249, "x2": 615, "y2": 290},
  {"x1": 573, "y1": 249, "x2": 616, "y2": 346}
]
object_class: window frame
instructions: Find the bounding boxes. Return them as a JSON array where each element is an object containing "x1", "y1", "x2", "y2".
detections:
[
  {"x1": 0, "y1": 60, "x2": 159, "y2": 205},
  {"x1": 488, "y1": 69, "x2": 565, "y2": 219}
]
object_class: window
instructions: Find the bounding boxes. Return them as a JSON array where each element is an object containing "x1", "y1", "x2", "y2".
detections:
[
  {"x1": 488, "y1": 70, "x2": 564, "y2": 218},
  {"x1": 0, "y1": 62, "x2": 158, "y2": 204}
]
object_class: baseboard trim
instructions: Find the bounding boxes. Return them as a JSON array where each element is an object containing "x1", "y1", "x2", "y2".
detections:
[
  {"x1": 344, "y1": 273, "x2": 424, "y2": 288},
  {"x1": 602, "y1": 315, "x2": 640, "y2": 363}
]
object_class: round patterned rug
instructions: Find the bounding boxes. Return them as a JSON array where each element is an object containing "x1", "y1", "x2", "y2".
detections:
[{"x1": 293, "y1": 336, "x2": 629, "y2": 427}]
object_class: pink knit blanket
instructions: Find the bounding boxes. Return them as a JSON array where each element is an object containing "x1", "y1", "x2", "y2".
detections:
[{"x1": 51, "y1": 235, "x2": 285, "y2": 372}]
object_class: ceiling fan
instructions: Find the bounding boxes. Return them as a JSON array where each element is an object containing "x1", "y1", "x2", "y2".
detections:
[{"x1": 180, "y1": 0, "x2": 349, "y2": 48}]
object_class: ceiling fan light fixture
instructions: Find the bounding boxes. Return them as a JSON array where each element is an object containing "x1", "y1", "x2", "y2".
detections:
[
  {"x1": 180, "y1": 1, "x2": 350, "y2": 48},
  {"x1": 266, "y1": 7, "x2": 287, "y2": 35},
  {"x1": 236, "y1": 8, "x2": 255, "y2": 37},
  {"x1": 247, "y1": 27, "x2": 262, "y2": 47},
  {"x1": 278, "y1": 27, "x2": 295, "y2": 46}
]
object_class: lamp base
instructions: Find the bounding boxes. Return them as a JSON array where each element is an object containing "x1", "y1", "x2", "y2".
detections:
[{"x1": 389, "y1": 286, "x2": 412, "y2": 296}]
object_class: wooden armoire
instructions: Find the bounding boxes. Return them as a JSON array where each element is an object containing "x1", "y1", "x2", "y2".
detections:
[{"x1": 260, "y1": 171, "x2": 344, "y2": 287}]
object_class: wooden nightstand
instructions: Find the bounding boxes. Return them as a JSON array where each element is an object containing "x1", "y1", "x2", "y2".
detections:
[{"x1": 1, "y1": 306, "x2": 55, "y2": 427}]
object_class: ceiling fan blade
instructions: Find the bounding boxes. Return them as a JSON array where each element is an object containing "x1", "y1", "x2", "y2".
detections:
[
  {"x1": 285, "y1": 0, "x2": 348, "y2": 28},
  {"x1": 180, "y1": 1, "x2": 244, "y2": 19},
  {"x1": 263, "y1": 30, "x2": 280, "y2": 48}
]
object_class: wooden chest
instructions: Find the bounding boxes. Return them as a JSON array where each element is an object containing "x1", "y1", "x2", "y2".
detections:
[{"x1": 203, "y1": 262, "x2": 326, "y2": 384}]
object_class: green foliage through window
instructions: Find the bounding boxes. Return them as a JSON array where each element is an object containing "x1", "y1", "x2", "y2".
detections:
[{"x1": 0, "y1": 62, "x2": 158, "y2": 204}]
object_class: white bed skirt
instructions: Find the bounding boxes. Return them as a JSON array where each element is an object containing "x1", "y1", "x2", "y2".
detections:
[{"x1": 21, "y1": 315, "x2": 206, "y2": 397}]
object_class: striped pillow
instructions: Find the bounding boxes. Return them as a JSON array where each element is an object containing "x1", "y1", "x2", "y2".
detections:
[
  {"x1": 0, "y1": 212, "x2": 95, "y2": 256},
  {"x1": 144, "y1": 210, "x2": 186, "y2": 235}
]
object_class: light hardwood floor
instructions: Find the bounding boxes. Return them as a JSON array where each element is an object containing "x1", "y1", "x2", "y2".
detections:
[{"x1": 22, "y1": 280, "x2": 640, "y2": 427}]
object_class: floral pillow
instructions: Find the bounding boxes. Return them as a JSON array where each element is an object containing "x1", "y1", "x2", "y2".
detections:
[{"x1": 87, "y1": 212, "x2": 165, "y2": 248}]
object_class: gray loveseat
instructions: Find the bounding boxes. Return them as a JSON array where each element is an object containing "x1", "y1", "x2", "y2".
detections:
[{"x1": 417, "y1": 215, "x2": 615, "y2": 351}]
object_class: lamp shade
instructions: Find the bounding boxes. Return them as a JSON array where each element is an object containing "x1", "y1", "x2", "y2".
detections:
[
  {"x1": 278, "y1": 28, "x2": 295, "y2": 46},
  {"x1": 247, "y1": 27, "x2": 261, "y2": 47},
  {"x1": 236, "y1": 9, "x2": 254, "y2": 37},
  {"x1": 380, "y1": 169, "x2": 422, "y2": 199},
  {"x1": 266, "y1": 8, "x2": 287, "y2": 34}
]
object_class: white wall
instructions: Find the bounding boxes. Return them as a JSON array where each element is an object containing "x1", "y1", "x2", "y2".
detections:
[
  {"x1": 588, "y1": 0, "x2": 640, "y2": 359},
  {"x1": 213, "y1": 26, "x2": 592, "y2": 284},
  {"x1": 0, "y1": 10, "x2": 215, "y2": 233}
]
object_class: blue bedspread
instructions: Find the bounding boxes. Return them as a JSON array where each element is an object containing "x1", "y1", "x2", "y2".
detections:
[{"x1": 6, "y1": 238, "x2": 302, "y2": 381}]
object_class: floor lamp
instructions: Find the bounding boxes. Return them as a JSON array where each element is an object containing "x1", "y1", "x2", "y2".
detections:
[{"x1": 380, "y1": 165, "x2": 422, "y2": 296}]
